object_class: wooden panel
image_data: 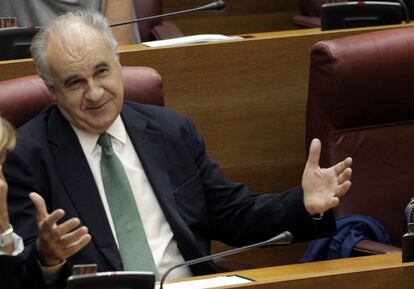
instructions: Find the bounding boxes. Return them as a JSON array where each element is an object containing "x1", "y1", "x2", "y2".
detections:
[
  {"x1": 119, "y1": 38, "x2": 308, "y2": 193},
  {"x1": 169, "y1": 253, "x2": 414, "y2": 289},
  {"x1": 163, "y1": 0, "x2": 300, "y2": 35},
  {"x1": 234, "y1": 253, "x2": 414, "y2": 289},
  {"x1": 163, "y1": 0, "x2": 299, "y2": 14},
  {"x1": 211, "y1": 241, "x2": 310, "y2": 268},
  {"x1": 170, "y1": 12, "x2": 297, "y2": 36}
]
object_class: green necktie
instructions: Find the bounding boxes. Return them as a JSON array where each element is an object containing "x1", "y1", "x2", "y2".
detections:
[{"x1": 98, "y1": 132, "x2": 158, "y2": 276}]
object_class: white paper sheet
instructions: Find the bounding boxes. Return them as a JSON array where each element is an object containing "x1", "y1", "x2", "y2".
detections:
[
  {"x1": 142, "y1": 34, "x2": 243, "y2": 47},
  {"x1": 159, "y1": 275, "x2": 252, "y2": 289}
]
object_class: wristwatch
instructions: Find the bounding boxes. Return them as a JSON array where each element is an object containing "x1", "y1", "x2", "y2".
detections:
[
  {"x1": 312, "y1": 213, "x2": 324, "y2": 221},
  {"x1": 0, "y1": 224, "x2": 14, "y2": 247}
]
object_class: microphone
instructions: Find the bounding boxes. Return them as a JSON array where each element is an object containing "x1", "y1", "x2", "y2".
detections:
[
  {"x1": 159, "y1": 231, "x2": 293, "y2": 289},
  {"x1": 394, "y1": 0, "x2": 411, "y2": 23},
  {"x1": 110, "y1": 1, "x2": 226, "y2": 28}
]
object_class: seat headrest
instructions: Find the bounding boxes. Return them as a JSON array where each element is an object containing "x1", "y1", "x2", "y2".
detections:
[
  {"x1": 0, "y1": 66, "x2": 164, "y2": 127},
  {"x1": 309, "y1": 27, "x2": 414, "y2": 130}
]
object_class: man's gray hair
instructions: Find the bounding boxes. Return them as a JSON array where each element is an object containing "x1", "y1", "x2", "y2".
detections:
[{"x1": 31, "y1": 10, "x2": 119, "y2": 87}]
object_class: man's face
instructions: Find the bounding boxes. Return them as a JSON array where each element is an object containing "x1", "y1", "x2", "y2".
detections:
[{"x1": 46, "y1": 24, "x2": 124, "y2": 134}]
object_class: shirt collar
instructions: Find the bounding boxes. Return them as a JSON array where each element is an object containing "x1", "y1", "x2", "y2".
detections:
[{"x1": 72, "y1": 115, "x2": 127, "y2": 155}]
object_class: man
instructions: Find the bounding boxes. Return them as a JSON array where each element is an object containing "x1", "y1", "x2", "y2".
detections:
[{"x1": 4, "y1": 10, "x2": 352, "y2": 288}]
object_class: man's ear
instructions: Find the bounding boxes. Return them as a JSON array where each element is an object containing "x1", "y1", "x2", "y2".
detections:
[{"x1": 45, "y1": 80, "x2": 54, "y2": 93}]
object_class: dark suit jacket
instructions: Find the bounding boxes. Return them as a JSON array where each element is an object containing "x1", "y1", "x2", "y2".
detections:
[
  {"x1": 0, "y1": 253, "x2": 25, "y2": 289},
  {"x1": 4, "y1": 101, "x2": 336, "y2": 285},
  {"x1": 0, "y1": 246, "x2": 44, "y2": 289}
]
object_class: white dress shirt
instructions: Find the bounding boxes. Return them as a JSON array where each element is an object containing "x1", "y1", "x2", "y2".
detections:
[{"x1": 72, "y1": 116, "x2": 192, "y2": 279}]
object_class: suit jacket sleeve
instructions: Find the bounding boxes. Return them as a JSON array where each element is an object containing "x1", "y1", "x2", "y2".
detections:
[{"x1": 177, "y1": 114, "x2": 336, "y2": 246}]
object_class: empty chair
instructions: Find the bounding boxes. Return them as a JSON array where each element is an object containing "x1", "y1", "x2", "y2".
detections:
[
  {"x1": 293, "y1": 0, "x2": 325, "y2": 28},
  {"x1": 133, "y1": 0, "x2": 184, "y2": 42},
  {"x1": 306, "y1": 26, "x2": 414, "y2": 249},
  {"x1": 293, "y1": 0, "x2": 407, "y2": 30}
]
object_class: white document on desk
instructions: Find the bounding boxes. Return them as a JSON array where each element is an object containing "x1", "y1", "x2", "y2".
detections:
[
  {"x1": 160, "y1": 275, "x2": 252, "y2": 289},
  {"x1": 142, "y1": 34, "x2": 243, "y2": 47}
]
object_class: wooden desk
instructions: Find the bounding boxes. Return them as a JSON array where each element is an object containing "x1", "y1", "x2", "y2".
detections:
[{"x1": 170, "y1": 253, "x2": 414, "y2": 289}]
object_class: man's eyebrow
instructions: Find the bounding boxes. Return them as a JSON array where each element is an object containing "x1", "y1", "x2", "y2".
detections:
[
  {"x1": 95, "y1": 62, "x2": 110, "y2": 70},
  {"x1": 64, "y1": 75, "x2": 80, "y2": 87}
]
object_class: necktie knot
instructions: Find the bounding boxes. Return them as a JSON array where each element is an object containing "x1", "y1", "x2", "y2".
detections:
[
  {"x1": 98, "y1": 132, "x2": 112, "y2": 147},
  {"x1": 98, "y1": 133, "x2": 114, "y2": 155}
]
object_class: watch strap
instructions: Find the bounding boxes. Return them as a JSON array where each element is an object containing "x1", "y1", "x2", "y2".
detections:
[{"x1": 0, "y1": 224, "x2": 14, "y2": 247}]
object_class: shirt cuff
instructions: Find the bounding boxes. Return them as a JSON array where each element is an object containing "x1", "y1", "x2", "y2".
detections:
[
  {"x1": 40, "y1": 258, "x2": 66, "y2": 284},
  {"x1": 0, "y1": 232, "x2": 24, "y2": 256}
]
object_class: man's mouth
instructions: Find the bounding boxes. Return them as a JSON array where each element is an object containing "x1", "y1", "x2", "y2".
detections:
[{"x1": 86, "y1": 100, "x2": 109, "y2": 110}]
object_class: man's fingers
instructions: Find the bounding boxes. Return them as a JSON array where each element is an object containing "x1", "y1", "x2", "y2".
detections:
[
  {"x1": 0, "y1": 165, "x2": 5, "y2": 180},
  {"x1": 29, "y1": 192, "x2": 50, "y2": 221},
  {"x1": 63, "y1": 234, "x2": 91, "y2": 257},
  {"x1": 0, "y1": 176, "x2": 6, "y2": 194},
  {"x1": 330, "y1": 196, "x2": 340, "y2": 208},
  {"x1": 59, "y1": 226, "x2": 88, "y2": 247},
  {"x1": 306, "y1": 138, "x2": 321, "y2": 168},
  {"x1": 40, "y1": 209, "x2": 65, "y2": 232},
  {"x1": 335, "y1": 180, "x2": 352, "y2": 198},
  {"x1": 54, "y1": 218, "x2": 80, "y2": 237},
  {"x1": 337, "y1": 168, "x2": 352, "y2": 184},
  {"x1": 333, "y1": 157, "x2": 352, "y2": 175}
]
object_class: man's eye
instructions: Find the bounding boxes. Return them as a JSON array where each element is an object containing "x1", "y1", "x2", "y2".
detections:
[
  {"x1": 67, "y1": 79, "x2": 82, "y2": 89},
  {"x1": 97, "y1": 68, "x2": 109, "y2": 75}
]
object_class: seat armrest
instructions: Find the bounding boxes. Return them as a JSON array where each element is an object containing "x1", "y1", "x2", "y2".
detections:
[{"x1": 353, "y1": 239, "x2": 401, "y2": 255}]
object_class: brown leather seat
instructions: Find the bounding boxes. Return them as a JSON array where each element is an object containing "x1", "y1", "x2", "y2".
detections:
[
  {"x1": 133, "y1": 0, "x2": 184, "y2": 42},
  {"x1": 306, "y1": 26, "x2": 414, "y2": 250},
  {"x1": 293, "y1": 0, "x2": 406, "y2": 29},
  {"x1": 0, "y1": 66, "x2": 164, "y2": 127},
  {"x1": 292, "y1": 0, "x2": 324, "y2": 28}
]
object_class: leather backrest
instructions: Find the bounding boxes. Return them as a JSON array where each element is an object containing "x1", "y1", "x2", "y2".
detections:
[
  {"x1": 300, "y1": 0, "x2": 325, "y2": 16},
  {"x1": 133, "y1": 0, "x2": 163, "y2": 42},
  {"x1": 306, "y1": 27, "x2": 414, "y2": 245},
  {"x1": 0, "y1": 66, "x2": 164, "y2": 127}
]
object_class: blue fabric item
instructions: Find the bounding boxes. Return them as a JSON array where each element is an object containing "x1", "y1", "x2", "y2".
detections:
[{"x1": 301, "y1": 215, "x2": 391, "y2": 262}]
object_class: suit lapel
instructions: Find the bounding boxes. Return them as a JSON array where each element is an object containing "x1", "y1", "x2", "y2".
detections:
[
  {"x1": 48, "y1": 108, "x2": 122, "y2": 270},
  {"x1": 121, "y1": 105, "x2": 176, "y2": 215}
]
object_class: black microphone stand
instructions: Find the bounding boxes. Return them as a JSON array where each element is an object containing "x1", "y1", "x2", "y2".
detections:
[
  {"x1": 159, "y1": 231, "x2": 293, "y2": 289},
  {"x1": 110, "y1": 1, "x2": 226, "y2": 27},
  {"x1": 395, "y1": 0, "x2": 411, "y2": 22}
]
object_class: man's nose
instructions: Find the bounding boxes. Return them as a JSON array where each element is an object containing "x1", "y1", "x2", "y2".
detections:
[{"x1": 85, "y1": 79, "x2": 104, "y2": 101}]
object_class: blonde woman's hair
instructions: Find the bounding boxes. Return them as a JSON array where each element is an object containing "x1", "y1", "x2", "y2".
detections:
[{"x1": 0, "y1": 117, "x2": 16, "y2": 156}]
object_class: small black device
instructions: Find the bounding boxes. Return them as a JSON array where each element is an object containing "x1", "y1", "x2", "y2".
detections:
[
  {"x1": 321, "y1": 1, "x2": 404, "y2": 30},
  {"x1": 0, "y1": 26, "x2": 39, "y2": 61},
  {"x1": 66, "y1": 271, "x2": 155, "y2": 289}
]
